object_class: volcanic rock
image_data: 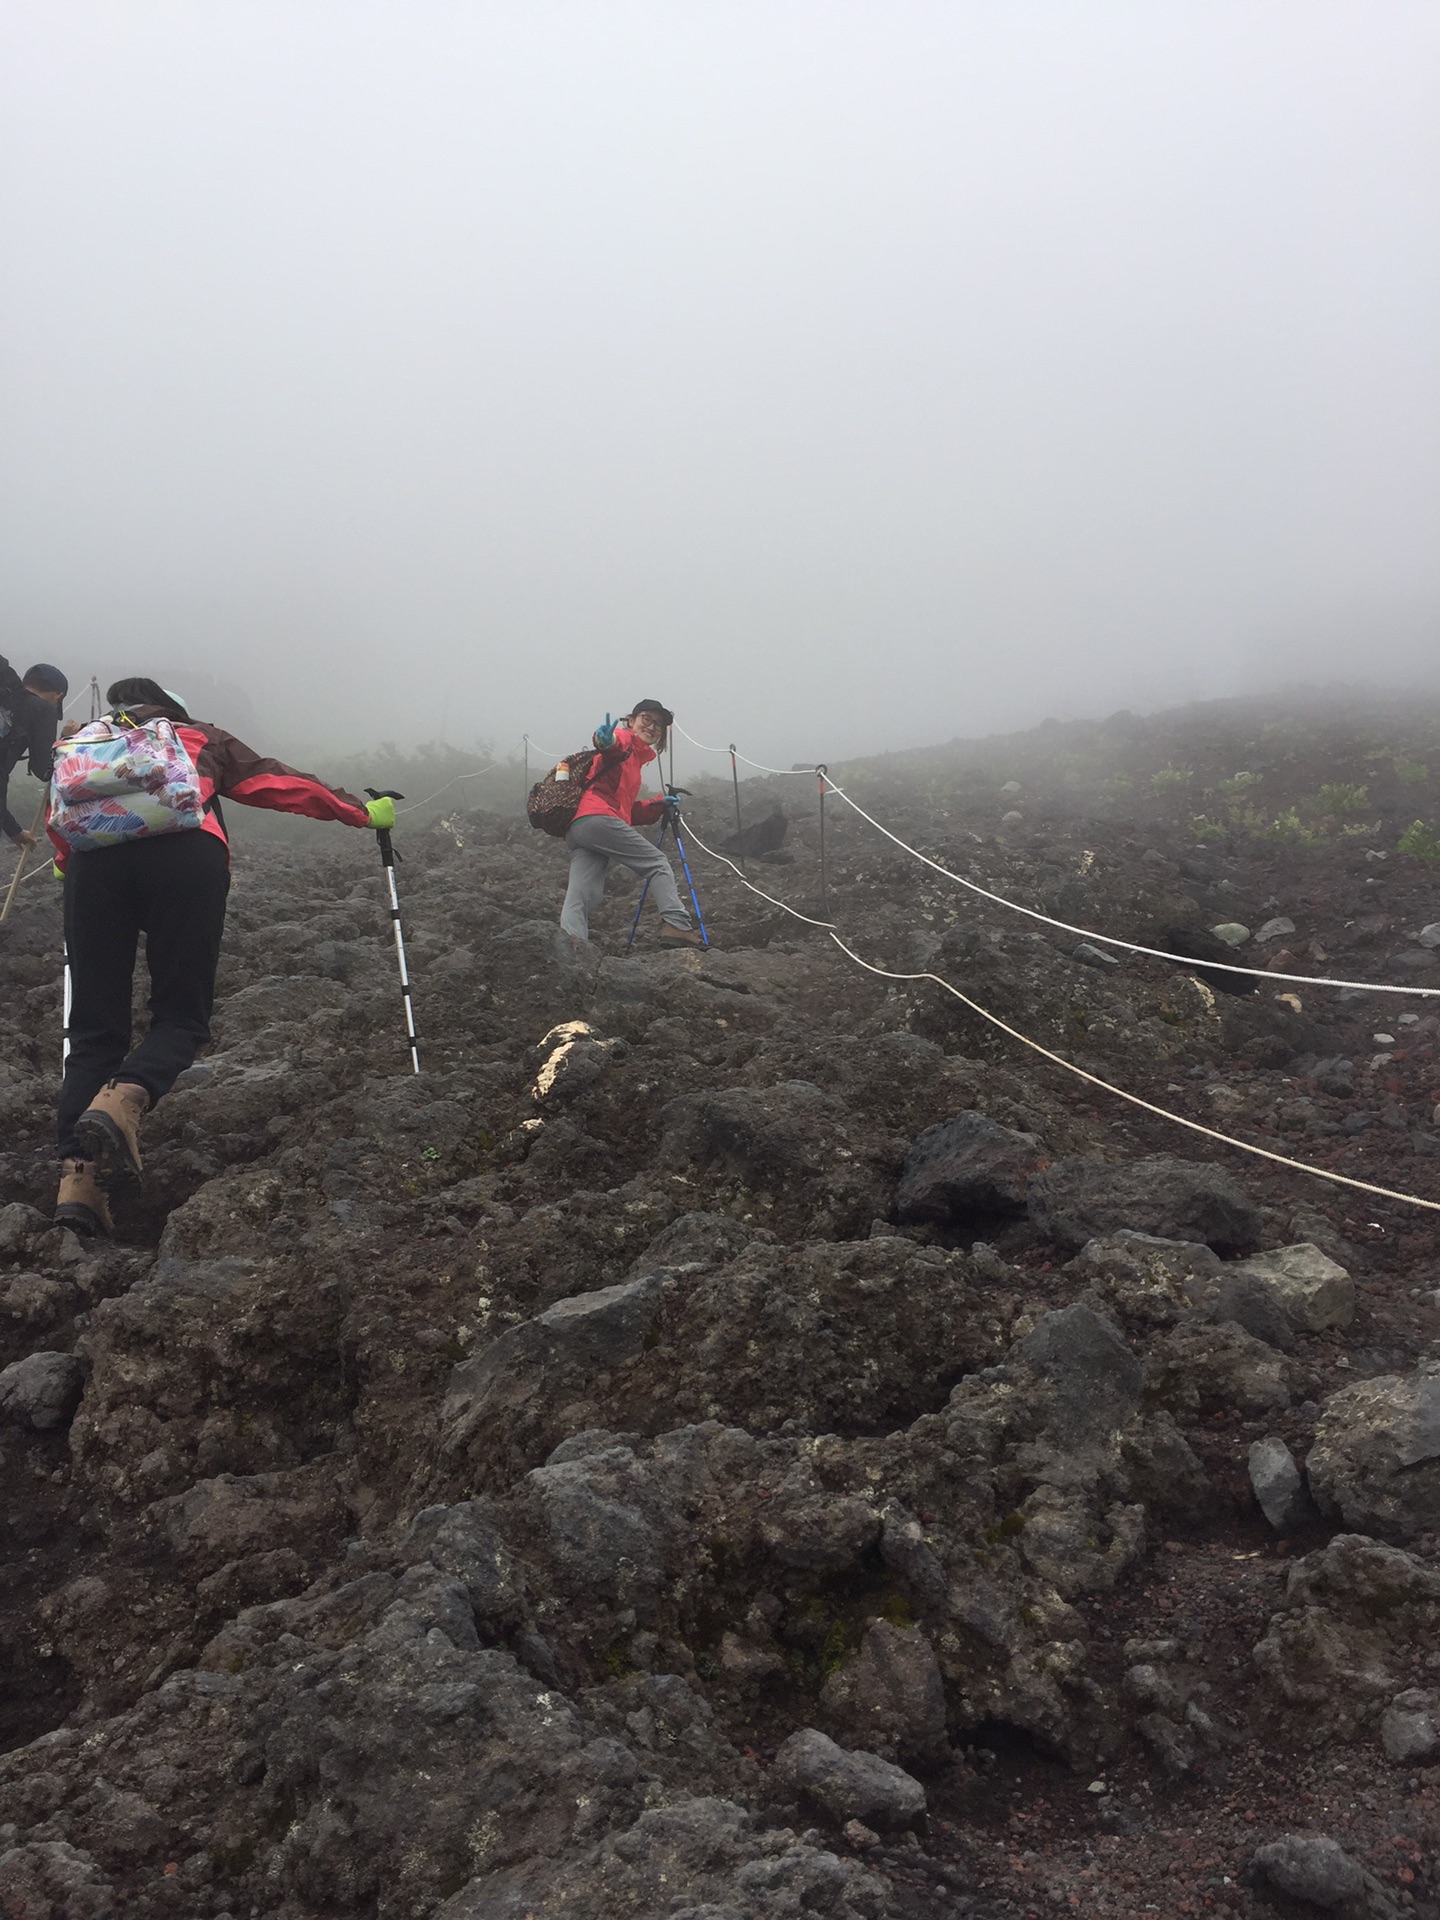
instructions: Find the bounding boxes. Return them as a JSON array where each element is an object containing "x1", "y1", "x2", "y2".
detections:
[
  {"x1": 1306, "y1": 1364, "x2": 1440, "y2": 1540},
  {"x1": 1028, "y1": 1155, "x2": 1261, "y2": 1253},
  {"x1": 772, "y1": 1727, "x2": 926, "y2": 1829},
  {"x1": 893, "y1": 1109, "x2": 1048, "y2": 1227}
]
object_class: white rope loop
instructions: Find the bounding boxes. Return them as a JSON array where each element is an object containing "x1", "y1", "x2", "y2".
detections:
[
  {"x1": 824, "y1": 933, "x2": 1440, "y2": 1214},
  {"x1": 823, "y1": 774, "x2": 1440, "y2": 1000},
  {"x1": 397, "y1": 762, "x2": 500, "y2": 815},
  {"x1": 679, "y1": 785, "x2": 1440, "y2": 1215}
]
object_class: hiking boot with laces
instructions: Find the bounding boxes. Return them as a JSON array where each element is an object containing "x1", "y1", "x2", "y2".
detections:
[
  {"x1": 74, "y1": 1079, "x2": 149, "y2": 1191},
  {"x1": 658, "y1": 924, "x2": 706, "y2": 948},
  {"x1": 54, "y1": 1159, "x2": 113, "y2": 1237}
]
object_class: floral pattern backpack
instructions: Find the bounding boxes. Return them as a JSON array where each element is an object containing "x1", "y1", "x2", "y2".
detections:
[{"x1": 49, "y1": 711, "x2": 205, "y2": 851}]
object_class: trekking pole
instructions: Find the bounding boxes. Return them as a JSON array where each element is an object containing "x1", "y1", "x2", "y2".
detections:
[
  {"x1": 666, "y1": 792, "x2": 710, "y2": 948},
  {"x1": 364, "y1": 788, "x2": 421, "y2": 1074},
  {"x1": 625, "y1": 872, "x2": 655, "y2": 953},
  {"x1": 0, "y1": 794, "x2": 49, "y2": 924},
  {"x1": 729, "y1": 745, "x2": 746, "y2": 873},
  {"x1": 62, "y1": 938, "x2": 72, "y2": 1069}
]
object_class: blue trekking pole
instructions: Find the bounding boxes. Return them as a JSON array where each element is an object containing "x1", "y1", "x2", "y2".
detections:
[{"x1": 625, "y1": 789, "x2": 709, "y2": 952}]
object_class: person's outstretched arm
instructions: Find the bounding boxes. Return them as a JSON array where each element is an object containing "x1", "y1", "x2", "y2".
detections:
[{"x1": 200, "y1": 724, "x2": 371, "y2": 824}]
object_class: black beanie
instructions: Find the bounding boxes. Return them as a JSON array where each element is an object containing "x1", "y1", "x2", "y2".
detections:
[{"x1": 24, "y1": 664, "x2": 68, "y2": 697}]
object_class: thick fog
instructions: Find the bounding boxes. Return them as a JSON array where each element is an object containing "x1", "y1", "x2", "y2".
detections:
[{"x1": 2, "y1": 2, "x2": 1437, "y2": 770}]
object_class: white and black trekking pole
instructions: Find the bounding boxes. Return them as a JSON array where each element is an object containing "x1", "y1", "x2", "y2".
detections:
[{"x1": 365, "y1": 788, "x2": 421, "y2": 1074}]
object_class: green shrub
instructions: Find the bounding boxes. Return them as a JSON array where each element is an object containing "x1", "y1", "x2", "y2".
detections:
[
  {"x1": 1398, "y1": 820, "x2": 1440, "y2": 864},
  {"x1": 1395, "y1": 757, "x2": 1429, "y2": 785},
  {"x1": 1314, "y1": 782, "x2": 1369, "y2": 819},
  {"x1": 1150, "y1": 766, "x2": 1193, "y2": 793}
]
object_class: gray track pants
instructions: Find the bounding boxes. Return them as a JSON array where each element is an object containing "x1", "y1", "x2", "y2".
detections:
[{"x1": 561, "y1": 814, "x2": 692, "y2": 938}]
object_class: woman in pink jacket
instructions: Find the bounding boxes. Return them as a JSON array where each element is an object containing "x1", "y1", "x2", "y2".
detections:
[{"x1": 560, "y1": 698, "x2": 703, "y2": 948}]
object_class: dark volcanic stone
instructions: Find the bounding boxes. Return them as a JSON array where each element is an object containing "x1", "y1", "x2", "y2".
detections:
[
  {"x1": 1028, "y1": 1155, "x2": 1261, "y2": 1254},
  {"x1": 893, "y1": 1110, "x2": 1048, "y2": 1227}
]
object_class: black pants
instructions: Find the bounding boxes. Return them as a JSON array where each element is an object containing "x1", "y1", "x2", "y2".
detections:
[{"x1": 57, "y1": 831, "x2": 230, "y2": 1158}]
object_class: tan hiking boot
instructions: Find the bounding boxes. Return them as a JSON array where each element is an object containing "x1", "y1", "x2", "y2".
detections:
[
  {"x1": 54, "y1": 1160, "x2": 113, "y2": 1237},
  {"x1": 658, "y1": 924, "x2": 706, "y2": 948},
  {"x1": 74, "y1": 1079, "x2": 149, "y2": 1190}
]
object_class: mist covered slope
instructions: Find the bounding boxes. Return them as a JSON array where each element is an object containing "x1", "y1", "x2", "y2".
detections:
[{"x1": 3, "y1": 690, "x2": 1440, "y2": 1918}]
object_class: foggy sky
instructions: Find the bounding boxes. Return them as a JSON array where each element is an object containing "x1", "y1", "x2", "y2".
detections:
[{"x1": 3, "y1": 2, "x2": 1437, "y2": 770}]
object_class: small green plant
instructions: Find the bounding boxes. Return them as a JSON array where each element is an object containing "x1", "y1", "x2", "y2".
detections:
[
  {"x1": 1150, "y1": 766, "x2": 1193, "y2": 793},
  {"x1": 1398, "y1": 819, "x2": 1440, "y2": 864},
  {"x1": 1260, "y1": 808, "x2": 1322, "y2": 846},
  {"x1": 1395, "y1": 757, "x2": 1429, "y2": 785},
  {"x1": 1314, "y1": 782, "x2": 1369, "y2": 820},
  {"x1": 1099, "y1": 772, "x2": 1133, "y2": 802},
  {"x1": 1188, "y1": 814, "x2": 1225, "y2": 842},
  {"x1": 1218, "y1": 771, "x2": 1260, "y2": 799}
]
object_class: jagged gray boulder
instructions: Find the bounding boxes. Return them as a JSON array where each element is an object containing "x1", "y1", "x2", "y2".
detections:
[
  {"x1": 1307, "y1": 1364, "x2": 1440, "y2": 1540},
  {"x1": 1028, "y1": 1156, "x2": 1261, "y2": 1253},
  {"x1": 772, "y1": 1728, "x2": 926, "y2": 1829},
  {"x1": 1381, "y1": 1688, "x2": 1440, "y2": 1764},
  {"x1": 1250, "y1": 1832, "x2": 1400, "y2": 1917},
  {"x1": 892, "y1": 1110, "x2": 1048, "y2": 1226},
  {"x1": 818, "y1": 1622, "x2": 948, "y2": 1763},
  {"x1": 1229, "y1": 1243, "x2": 1354, "y2": 1332},
  {"x1": 1248, "y1": 1435, "x2": 1314, "y2": 1532},
  {"x1": 0, "y1": 1350, "x2": 84, "y2": 1430}
]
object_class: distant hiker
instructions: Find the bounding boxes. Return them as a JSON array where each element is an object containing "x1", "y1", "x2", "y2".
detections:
[
  {"x1": 559, "y1": 699, "x2": 704, "y2": 948},
  {"x1": 0, "y1": 660, "x2": 68, "y2": 849},
  {"x1": 48, "y1": 677, "x2": 396, "y2": 1236}
]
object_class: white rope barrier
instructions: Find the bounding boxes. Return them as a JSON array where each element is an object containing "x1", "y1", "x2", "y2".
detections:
[
  {"x1": 679, "y1": 801, "x2": 1440, "y2": 1214},
  {"x1": 679, "y1": 819, "x2": 840, "y2": 930},
  {"x1": 396, "y1": 763, "x2": 500, "y2": 815},
  {"x1": 824, "y1": 934, "x2": 1440, "y2": 1214},
  {"x1": 672, "y1": 722, "x2": 814, "y2": 777},
  {"x1": 823, "y1": 774, "x2": 1440, "y2": 1000}
]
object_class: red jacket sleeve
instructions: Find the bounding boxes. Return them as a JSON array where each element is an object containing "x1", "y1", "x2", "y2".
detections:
[
  {"x1": 201, "y1": 725, "x2": 370, "y2": 825},
  {"x1": 630, "y1": 798, "x2": 665, "y2": 826}
]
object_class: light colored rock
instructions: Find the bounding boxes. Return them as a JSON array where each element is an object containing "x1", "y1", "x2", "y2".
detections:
[
  {"x1": 1250, "y1": 1832, "x2": 1400, "y2": 1917},
  {"x1": 1248, "y1": 1435, "x2": 1312, "y2": 1531},
  {"x1": 1210, "y1": 922, "x2": 1251, "y2": 947},
  {"x1": 1381, "y1": 1689, "x2": 1440, "y2": 1764},
  {"x1": 1255, "y1": 917, "x2": 1297, "y2": 943},
  {"x1": 1000, "y1": 809, "x2": 1024, "y2": 825},
  {"x1": 1417, "y1": 923, "x2": 1440, "y2": 949},
  {"x1": 0, "y1": 1351, "x2": 84, "y2": 1431},
  {"x1": 1307, "y1": 1365, "x2": 1440, "y2": 1541},
  {"x1": 999, "y1": 781, "x2": 1021, "y2": 796},
  {"x1": 1231, "y1": 1243, "x2": 1354, "y2": 1333},
  {"x1": 773, "y1": 1727, "x2": 926, "y2": 1829}
]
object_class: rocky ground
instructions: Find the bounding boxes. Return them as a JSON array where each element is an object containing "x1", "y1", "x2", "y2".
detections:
[{"x1": 4, "y1": 687, "x2": 1440, "y2": 1919}]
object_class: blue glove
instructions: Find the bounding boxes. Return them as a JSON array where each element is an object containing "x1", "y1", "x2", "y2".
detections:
[
  {"x1": 594, "y1": 713, "x2": 616, "y2": 749},
  {"x1": 661, "y1": 793, "x2": 681, "y2": 810}
]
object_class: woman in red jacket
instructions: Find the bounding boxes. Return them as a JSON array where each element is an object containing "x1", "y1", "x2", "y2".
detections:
[{"x1": 560, "y1": 698, "x2": 703, "y2": 949}]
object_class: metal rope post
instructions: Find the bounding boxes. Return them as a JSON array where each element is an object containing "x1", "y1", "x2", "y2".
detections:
[
  {"x1": 816, "y1": 765, "x2": 829, "y2": 919},
  {"x1": 523, "y1": 733, "x2": 530, "y2": 803},
  {"x1": 729, "y1": 745, "x2": 745, "y2": 873}
]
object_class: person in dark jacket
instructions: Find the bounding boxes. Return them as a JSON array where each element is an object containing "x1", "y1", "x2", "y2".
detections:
[
  {"x1": 1, "y1": 662, "x2": 68, "y2": 848},
  {"x1": 559, "y1": 698, "x2": 703, "y2": 948},
  {"x1": 49, "y1": 677, "x2": 394, "y2": 1236}
]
